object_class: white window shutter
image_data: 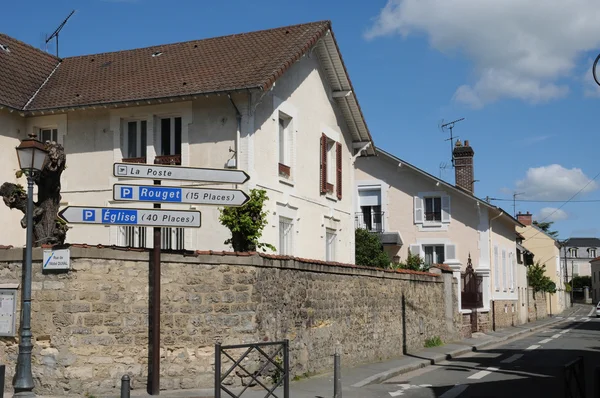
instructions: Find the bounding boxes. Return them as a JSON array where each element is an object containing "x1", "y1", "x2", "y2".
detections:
[
  {"x1": 445, "y1": 244, "x2": 456, "y2": 261},
  {"x1": 414, "y1": 196, "x2": 424, "y2": 224},
  {"x1": 441, "y1": 195, "x2": 451, "y2": 223},
  {"x1": 494, "y1": 246, "x2": 499, "y2": 290},
  {"x1": 409, "y1": 244, "x2": 421, "y2": 258}
]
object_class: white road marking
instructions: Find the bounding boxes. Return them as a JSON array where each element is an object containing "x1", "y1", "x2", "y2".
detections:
[
  {"x1": 587, "y1": 307, "x2": 595, "y2": 317},
  {"x1": 439, "y1": 384, "x2": 469, "y2": 398},
  {"x1": 389, "y1": 390, "x2": 404, "y2": 397},
  {"x1": 569, "y1": 317, "x2": 576, "y2": 321},
  {"x1": 501, "y1": 354, "x2": 524, "y2": 363},
  {"x1": 557, "y1": 316, "x2": 564, "y2": 319},
  {"x1": 468, "y1": 367, "x2": 499, "y2": 380},
  {"x1": 552, "y1": 334, "x2": 561, "y2": 338},
  {"x1": 526, "y1": 345, "x2": 541, "y2": 350},
  {"x1": 538, "y1": 338, "x2": 552, "y2": 344},
  {"x1": 582, "y1": 318, "x2": 591, "y2": 322},
  {"x1": 389, "y1": 383, "x2": 433, "y2": 396},
  {"x1": 560, "y1": 329, "x2": 570, "y2": 334}
]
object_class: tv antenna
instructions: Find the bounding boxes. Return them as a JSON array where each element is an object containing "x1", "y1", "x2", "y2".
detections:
[
  {"x1": 45, "y1": 10, "x2": 76, "y2": 57},
  {"x1": 513, "y1": 192, "x2": 525, "y2": 217},
  {"x1": 439, "y1": 161, "x2": 451, "y2": 179},
  {"x1": 440, "y1": 117, "x2": 465, "y2": 166}
]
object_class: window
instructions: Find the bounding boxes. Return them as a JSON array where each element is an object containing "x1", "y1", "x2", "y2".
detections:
[
  {"x1": 357, "y1": 189, "x2": 383, "y2": 232},
  {"x1": 39, "y1": 128, "x2": 58, "y2": 143},
  {"x1": 424, "y1": 197, "x2": 442, "y2": 222},
  {"x1": 570, "y1": 248, "x2": 578, "y2": 258},
  {"x1": 123, "y1": 120, "x2": 147, "y2": 161},
  {"x1": 320, "y1": 134, "x2": 342, "y2": 199},
  {"x1": 161, "y1": 227, "x2": 185, "y2": 250},
  {"x1": 509, "y1": 252, "x2": 515, "y2": 290},
  {"x1": 279, "y1": 217, "x2": 294, "y2": 256},
  {"x1": 158, "y1": 117, "x2": 182, "y2": 159},
  {"x1": 120, "y1": 226, "x2": 147, "y2": 248},
  {"x1": 494, "y1": 246, "x2": 500, "y2": 290},
  {"x1": 589, "y1": 248, "x2": 596, "y2": 258},
  {"x1": 502, "y1": 249, "x2": 507, "y2": 291},
  {"x1": 414, "y1": 193, "x2": 450, "y2": 227},
  {"x1": 423, "y1": 245, "x2": 445, "y2": 265},
  {"x1": 326, "y1": 228, "x2": 336, "y2": 262},
  {"x1": 278, "y1": 113, "x2": 292, "y2": 178}
]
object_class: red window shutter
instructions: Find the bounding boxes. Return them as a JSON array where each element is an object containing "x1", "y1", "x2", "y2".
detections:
[
  {"x1": 336, "y1": 142, "x2": 342, "y2": 200},
  {"x1": 320, "y1": 133, "x2": 327, "y2": 194}
]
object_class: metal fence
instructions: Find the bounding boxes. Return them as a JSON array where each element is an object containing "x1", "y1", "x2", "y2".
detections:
[
  {"x1": 564, "y1": 356, "x2": 585, "y2": 398},
  {"x1": 355, "y1": 211, "x2": 384, "y2": 233},
  {"x1": 215, "y1": 340, "x2": 289, "y2": 398}
]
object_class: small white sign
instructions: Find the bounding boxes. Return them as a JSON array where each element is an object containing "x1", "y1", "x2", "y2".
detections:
[
  {"x1": 0, "y1": 289, "x2": 16, "y2": 336},
  {"x1": 43, "y1": 249, "x2": 71, "y2": 270}
]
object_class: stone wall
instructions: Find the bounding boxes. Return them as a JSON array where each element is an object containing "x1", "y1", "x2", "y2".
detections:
[
  {"x1": 527, "y1": 288, "x2": 548, "y2": 322},
  {"x1": 492, "y1": 300, "x2": 519, "y2": 329},
  {"x1": 0, "y1": 247, "x2": 459, "y2": 396}
]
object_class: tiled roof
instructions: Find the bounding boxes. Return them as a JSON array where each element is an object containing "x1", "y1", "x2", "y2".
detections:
[
  {"x1": 23, "y1": 21, "x2": 331, "y2": 110},
  {"x1": 0, "y1": 33, "x2": 59, "y2": 109},
  {"x1": 564, "y1": 237, "x2": 600, "y2": 248}
]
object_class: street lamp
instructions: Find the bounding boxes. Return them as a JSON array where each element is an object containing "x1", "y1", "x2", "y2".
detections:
[{"x1": 13, "y1": 135, "x2": 48, "y2": 397}]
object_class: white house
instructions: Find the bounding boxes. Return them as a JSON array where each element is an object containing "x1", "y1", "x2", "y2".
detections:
[
  {"x1": 0, "y1": 21, "x2": 373, "y2": 263},
  {"x1": 354, "y1": 141, "x2": 524, "y2": 330}
]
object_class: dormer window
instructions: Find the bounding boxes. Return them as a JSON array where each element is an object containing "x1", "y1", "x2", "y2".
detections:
[{"x1": 589, "y1": 248, "x2": 596, "y2": 258}]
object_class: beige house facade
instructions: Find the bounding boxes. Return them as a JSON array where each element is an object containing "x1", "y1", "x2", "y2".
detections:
[
  {"x1": 354, "y1": 144, "x2": 523, "y2": 326},
  {"x1": 0, "y1": 21, "x2": 373, "y2": 263},
  {"x1": 517, "y1": 212, "x2": 568, "y2": 315}
]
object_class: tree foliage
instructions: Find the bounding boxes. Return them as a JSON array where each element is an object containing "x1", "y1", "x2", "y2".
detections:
[
  {"x1": 0, "y1": 141, "x2": 68, "y2": 246},
  {"x1": 527, "y1": 261, "x2": 556, "y2": 296},
  {"x1": 570, "y1": 275, "x2": 591, "y2": 289},
  {"x1": 219, "y1": 189, "x2": 275, "y2": 252},
  {"x1": 399, "y1": 252, "x2": 426, "y2": 271},
  {"x1": 355, "y1": 228, "x2": 390, "y2": 268},
  {"x1": 533, "y1": 220, "x2": 559, "y2": 238}
]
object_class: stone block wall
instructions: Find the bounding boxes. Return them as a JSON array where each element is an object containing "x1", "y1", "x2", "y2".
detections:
[
  {"x1": 527, "y1": 288, "x2": 548, "y2": 322},
  {"x1": 492, "y1": 300, "x2": 519, "y2": 329},
  {"x1": 0, "y1": 247, "x2": 459, "y2": 396}
]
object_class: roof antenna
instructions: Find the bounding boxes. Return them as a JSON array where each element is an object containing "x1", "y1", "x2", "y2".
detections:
[
  {"x1": 439, "y1": 161, "x2": 451, "y2": 179},
  {"x1": 45, "y1": 10, "x2": 76, "y2": 58},
  {"x1": 440, "y1": 117, "x2": 465, "y2": 167}
]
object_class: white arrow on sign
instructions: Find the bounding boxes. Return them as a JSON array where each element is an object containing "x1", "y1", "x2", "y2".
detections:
[
  {"x1": 113, "y1": 184, "x2": 250, "y2": 206},
  {"x1": 58, "y1": 206, "x2": 201, "y2": 228},
  {"x1": 113, "y1": 163, "x2": 250, "y2": 184}
]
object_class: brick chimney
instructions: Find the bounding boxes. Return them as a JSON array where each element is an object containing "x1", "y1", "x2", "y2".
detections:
[
  {"x1": 517, "y1": 211, "x2": 532, "y2": 226},
  {"x1": 453, "y1": 139, "x2": 475, "y2": 194}
]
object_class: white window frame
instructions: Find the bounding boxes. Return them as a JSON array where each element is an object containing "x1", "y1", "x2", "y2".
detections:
[
  {"x1": 494, "y1": 245, "x2": 500, "y2": 291},
  {"x1": 589, "y1": 248, "x2": 596, "y2": 258},
  {"x1": 422, "y1": 244, "x2": 445, "y2": 265},
  {"x1": 279, "y1": 216, "x2": 294, "y2": 256},
  {"x1": 410, "y1": 239, "x2": 457, "y2": 265},
  {"x1": 502, "y1": 249, "x2": 507, "y2": 291},
  {"x1": 118, "y1": 226, "x2": 148, "y2": 248},
  {"x1": 414, "y1": 192, "x2": 451, "y2": 231},
  {"x1": 39, "y1": 127, "x2": 58, "y2": 144},
  {"x1": 275, "y1": 96, "x2": 298, "y2": 186},
  {"x1": 122, "y1": 119, "x2": 148, "y2": 160},
  {"x1": 326, "y1": 228, "x2": 337, "y2": 262},
  {"x1": 157, "y1": 116, "x2": 182, "y2": 156},
  {"x1": 509, "y1": 252, "x2": 515, "y2": 291},
  {"x1": 161, "y1": 227, "x2": 185, "y2": 250},
  {"x1": 278, "y1": 112, "x2": 293, "y2": 167}
]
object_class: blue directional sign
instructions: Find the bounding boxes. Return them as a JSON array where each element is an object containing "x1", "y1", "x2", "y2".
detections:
[
  {"x1": 58, "y1": 206, "x2": 201, "y2": 228},
  {"x1": 113, "y1": 184, "x2": 250, "y2": 206}
]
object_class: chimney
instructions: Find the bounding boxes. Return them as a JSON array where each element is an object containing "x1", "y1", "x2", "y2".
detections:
[
  {"x1": 453, "y1": 139, "x2": 475, "y2": 194},
  {"x1": 517, "y1": 211, "x2": 532, "y2": 226}
]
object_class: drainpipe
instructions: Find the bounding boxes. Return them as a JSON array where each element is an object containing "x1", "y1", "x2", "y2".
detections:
[
  {"x1": 227, "y1": 94, "x2": 242, "y2": 187},
  {"x1": 489, "y1": 210, "x2": 504, "y2": 331}
]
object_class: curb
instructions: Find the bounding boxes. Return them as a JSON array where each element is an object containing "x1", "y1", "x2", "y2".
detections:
[{"x1": 355, "y1": 314, "x2": 578, "y2": 387}]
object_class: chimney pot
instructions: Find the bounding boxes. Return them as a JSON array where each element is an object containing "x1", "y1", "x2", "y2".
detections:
[
  {"x1": 464, "y1": 140, "x2": 470, "y2": 146},
  {"x1": 517, "y1": 212, "x2": 533, "y2": 226}
]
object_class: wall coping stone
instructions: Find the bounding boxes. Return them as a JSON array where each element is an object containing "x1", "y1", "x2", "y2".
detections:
[{"x1": 0, "y1": 244, "x2": 443, "y2": 283}]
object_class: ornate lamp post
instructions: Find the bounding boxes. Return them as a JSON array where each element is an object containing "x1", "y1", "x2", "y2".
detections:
[
  {"x1": 13, "y1": 135, "x2": 48, "y2": 397},
  {"x1": 593, "y1": 53, "x2": 600, "y2": 87}
]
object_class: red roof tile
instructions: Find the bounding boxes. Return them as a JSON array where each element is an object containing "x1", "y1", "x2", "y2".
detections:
[
  {"x1": 25, "y1": 21, "x2": 331, "y2": 111},
  {"x1": 0, "y1": 34, "x2": 59, "y2": 109}
]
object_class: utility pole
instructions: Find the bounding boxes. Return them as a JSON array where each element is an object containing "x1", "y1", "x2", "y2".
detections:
[{"x1": 571, "y1": 260, "x2": 575, "y2": 306}]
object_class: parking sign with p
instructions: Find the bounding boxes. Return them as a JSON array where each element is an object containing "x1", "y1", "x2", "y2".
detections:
[
  {"x1": 83, "y1": 209, "x2": 96, "y2": 222},
  {"x1": 121, "y1": 186, "x2": 133, "y2": 199}
]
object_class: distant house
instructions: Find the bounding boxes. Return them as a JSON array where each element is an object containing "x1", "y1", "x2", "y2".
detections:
[
  {"x1": 354, "y1": 140, "x2": 523, "y2": 330},
  {"x1": 0, "y1": 21, "x2": 374, "y2": 263},
  {"x1": 517, "y1": 212, "x2": 568, "y2": 315},
  {"x1": 563, "y1": 237, "x2": 600, "y2": 277}
]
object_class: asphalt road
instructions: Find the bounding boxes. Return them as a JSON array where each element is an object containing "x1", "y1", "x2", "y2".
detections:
[{"x1": 361, "y1": 306, "x2": 599, "y2": 398}]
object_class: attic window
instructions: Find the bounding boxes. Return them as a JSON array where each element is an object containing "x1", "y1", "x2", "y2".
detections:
[
  {"x1": 152, "y1": 51, "x2": 163, "y2": 57},
  {"x1": 0, "y1": 44, "x2": 10, "y2": 53}
]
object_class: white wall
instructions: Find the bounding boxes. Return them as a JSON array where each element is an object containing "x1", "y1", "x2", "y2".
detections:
[{"x1": 490, "y1": 215, "x2": 518, "y2": 302}]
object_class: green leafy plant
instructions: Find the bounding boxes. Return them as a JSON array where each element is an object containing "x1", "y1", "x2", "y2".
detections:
[
  {"x1": 402, "y1": 252, "x2": 426, "y2": 271},
  {"x1": 424, "y1": 336, "x2": 443, "y2": 348},
  {"x1": 219, "y1": 189, "x2": 275, "y2": 252},
  {"x1": 355, "y1": 228, "x2": 390, "y2": 268},
  {"x1": 527, "y1": 261, "x2": 556, "y2": 297},
  {"x1": 565, "y1": 282, "x2": 572, "y2": 293},
  {"x1": 270, "y1": 355, "x2": 284, "y2": 385}
]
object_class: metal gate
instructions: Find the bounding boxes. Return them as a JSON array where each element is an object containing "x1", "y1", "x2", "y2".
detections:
[
  {"x1": 215, "y1": 340, "x2": 289, "y2": 398},
  {"x1": 564, "y1": 356, "x2": 585, "y2": 398},
  {"x1": 461, "y1": 256, "x2": 483, "y2": 333}
]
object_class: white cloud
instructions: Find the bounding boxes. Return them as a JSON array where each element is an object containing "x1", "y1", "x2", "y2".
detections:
[
  {"x1": 366, "y1": 0, "x2": 600, "y2": 107},
  {"x1": 515, "y1": 164, "x2": 599, "y2": 200},
  {"x1": 537, "y1": 207, "x2": 568, "y2": 222}
]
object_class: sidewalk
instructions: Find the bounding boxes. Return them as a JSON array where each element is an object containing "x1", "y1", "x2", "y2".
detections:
[{"x1": 3, "y1": 305, "x2": 588, "y2": 398}]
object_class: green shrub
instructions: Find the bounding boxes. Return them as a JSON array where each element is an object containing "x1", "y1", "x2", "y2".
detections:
[
  {"x1": 355, "y1": 228, "x2": 390, "y2": 268},
  {"x1": 424, "y1": 336, "x2": 443, "y2": 348}
]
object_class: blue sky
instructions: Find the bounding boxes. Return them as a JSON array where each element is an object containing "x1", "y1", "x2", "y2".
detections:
[{"x1": 4, "y1": 0, "x2": 600, "y2": 239}]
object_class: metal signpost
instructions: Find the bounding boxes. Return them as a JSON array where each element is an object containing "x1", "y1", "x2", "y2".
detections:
[{"x1": 58, "y1": 162, "x2": 250, "y2": 396}]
